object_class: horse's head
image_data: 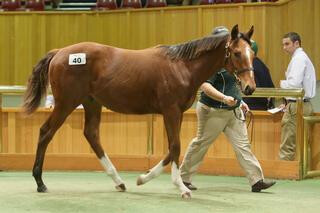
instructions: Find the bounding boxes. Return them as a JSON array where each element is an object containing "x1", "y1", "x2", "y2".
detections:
[{"x1": 224, "y1": 25, "x2": 256, "y2": 95}]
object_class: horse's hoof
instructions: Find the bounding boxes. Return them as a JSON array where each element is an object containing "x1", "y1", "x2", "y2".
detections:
[
  {"x1": 115, "y1": 183, "x2": 126, "y2": 192},
  {"x1": 136, "y1": 175, "x2": 145, "y2": 186},
  {"x1": 181, "y1": 191, "x2": 192, "y2": 199},
  {"x1": 37, "y1": 185, "x2": 48, "y2": 193}
]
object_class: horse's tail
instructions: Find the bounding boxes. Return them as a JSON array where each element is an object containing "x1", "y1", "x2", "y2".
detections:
[{"x1": 22, "y1": 49, "x2": 59, "y2": 115}]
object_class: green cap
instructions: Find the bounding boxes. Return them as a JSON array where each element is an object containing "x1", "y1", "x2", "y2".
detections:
[{"x1": 251, "y1": 40, "x2": 258, "y2": 55}]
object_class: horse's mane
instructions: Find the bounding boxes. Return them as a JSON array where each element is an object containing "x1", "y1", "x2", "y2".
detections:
[{"x1": 158, "y1": 32, "x2": 230, "y2": 60}]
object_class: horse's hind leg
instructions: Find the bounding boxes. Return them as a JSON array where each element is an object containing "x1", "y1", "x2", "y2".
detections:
[
  {"x1": 33, "y1": 105, "x2": 75, "y2": 192},
  {"x1": 82, "y1": 97, "x2": 125, "y2": 192}
]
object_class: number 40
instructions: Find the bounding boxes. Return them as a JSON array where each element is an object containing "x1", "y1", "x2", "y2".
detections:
[{"x1": 73, "y1": 57, "x2": 82, "y2": 63}]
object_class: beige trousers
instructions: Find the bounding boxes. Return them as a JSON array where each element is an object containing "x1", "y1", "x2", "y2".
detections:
[
  {"x1": 279, "y1": 102, "x2": 313, "y2": 161},
  {"x1": 180, "y1": 102, "x2": 263, "y2": 186}
]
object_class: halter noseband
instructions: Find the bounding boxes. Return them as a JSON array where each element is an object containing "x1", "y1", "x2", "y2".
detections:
[{"x1": 235, "y1": 67, "x2": 254, "y2": 75}]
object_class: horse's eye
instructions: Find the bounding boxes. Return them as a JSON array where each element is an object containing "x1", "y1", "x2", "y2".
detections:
[{"x1": 234, "y1": 52, "x2": 241, "y2": 58}]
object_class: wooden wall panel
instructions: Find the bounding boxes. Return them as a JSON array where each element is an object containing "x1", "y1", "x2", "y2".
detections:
[
  {"x1": 291, "y1": 0, "x2": 318, "y2": 79},
  {"x1": 311, "y1": 123, "x2": 320, "y2": 170},
  {"x1": 128, "y1": 11, "x2": 164, "y2": 49},
  {"x1": 179, "y1": 112, "x2": 197, "y2": 155},
  {"x1": 99, "y1": 112, "x2": 149, "y2": 155},
  {"x1": 314, "y1": 0, "x2": 320, "y2": 79},
  {"x1": 1, "y1": 110, "x2": 149, "y2": 156},
  {"x1": 162, "y1": 9, "x2": 199, "y2": 44},
  {"x1": 264, "y1": 5, "x2": 287, "y2": 87},
  {"x1": 1, "y1": 0, "x2": 318, "y2": 86},
  {"x1": 0, "y1": 15, "x2": 15, "y2": 85},
  {"x1": 2, "y1": 108, "x2": 319, "y2": 180},
  {"x1": 1, "y1": 113, "x2": 8, "y2": 153},
  {"x1": 202, "y1": 7, "x2": 243, "y2": 35},
  {"x1": 152, "y1": 114, "x2": 166, "y2": 156}
]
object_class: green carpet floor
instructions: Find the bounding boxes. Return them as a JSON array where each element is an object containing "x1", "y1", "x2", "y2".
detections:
[{"x1": 0, "y1": 171, "x2": 319, "y2": 213}]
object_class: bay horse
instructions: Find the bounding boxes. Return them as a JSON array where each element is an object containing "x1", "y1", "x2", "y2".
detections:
[{"x1": 23, "y1": 25, "x2": 255, "y2": 198}]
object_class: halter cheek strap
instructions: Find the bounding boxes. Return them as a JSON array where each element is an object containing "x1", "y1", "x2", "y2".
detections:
[
  {"x1": 224, "y1": 42, "x2": 254, "y2": 76},
  {"x1": 235, "y1": 67, "x2": 254, "y2": 75},
  {"x1": 225, "y1": 42, "x2": 231, "y2": 58}
]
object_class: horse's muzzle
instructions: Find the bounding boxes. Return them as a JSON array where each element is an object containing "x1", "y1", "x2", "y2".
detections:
[{"x1": 243, "y1": 85, "x2": 255, "y2": 95}]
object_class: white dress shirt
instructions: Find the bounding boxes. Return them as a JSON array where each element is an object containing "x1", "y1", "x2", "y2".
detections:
[{"x1": 280, "y1": 48, "x2": 316, "y2": 100}]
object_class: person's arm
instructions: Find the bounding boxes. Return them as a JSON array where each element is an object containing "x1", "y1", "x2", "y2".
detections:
[
  {"x1": 280, "y1": 57, "x2": 306, "y2": 89},
  {"x1": 200, "y1": 83, "x2": 237, "y2": 107}
]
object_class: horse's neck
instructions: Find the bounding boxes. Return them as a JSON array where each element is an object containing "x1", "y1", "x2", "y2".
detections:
[{"x1": 186, "y1": 48, "x2": 225, "y2": 91}]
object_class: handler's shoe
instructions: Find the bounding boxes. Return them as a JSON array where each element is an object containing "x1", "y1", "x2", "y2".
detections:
[
  {"x1": 183, "y1": 182, "x2": 198, "y2": 190},
  {"x1": 251, "y1": 179, "x2": 276, "y2": 192}
]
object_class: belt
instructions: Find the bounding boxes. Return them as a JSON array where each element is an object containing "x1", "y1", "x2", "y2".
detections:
[{"x1": 287, "y1": 99, "x2": 310, "y2": 103}]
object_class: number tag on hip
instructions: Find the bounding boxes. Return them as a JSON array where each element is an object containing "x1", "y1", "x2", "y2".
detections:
[{"x1": 69, "y1": 53, "x2": 86, "y2": 65}]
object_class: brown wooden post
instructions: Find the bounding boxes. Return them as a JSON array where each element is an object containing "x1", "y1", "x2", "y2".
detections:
[
  {"x1": 0, "y1": 93, "x2": 2, "y2": 153},
  {"x1": 296, "y1": 97, "x2": 304, "y2": 179}
]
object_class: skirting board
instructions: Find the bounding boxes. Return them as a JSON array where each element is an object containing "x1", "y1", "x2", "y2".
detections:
[{"x1": 0, "y1": 154, "x2": 299, "y2": 179}]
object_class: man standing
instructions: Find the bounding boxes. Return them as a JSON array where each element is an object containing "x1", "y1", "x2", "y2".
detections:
[{"x1": 279, "y1": 32, "x2": 316, "y2": 161}]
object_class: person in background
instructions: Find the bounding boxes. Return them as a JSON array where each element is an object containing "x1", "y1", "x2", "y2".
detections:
[
  {"x1": 242, "y1": 40, "x2": 275, "y2": 110},
  {"x1": 180, "y1": 26, "x2": 276, "y2": 193},
  {"x1": 279, "y1": 32, "x2": 316, "y2": 161},
  {"x1": 52, "y1": 0, "x2": 61, "y2": 8},
  {"x1": 45, "y1": 95, "x2": 83, "y2": 109},
  {"x1": 45, "y1": 95, "x2": 55, "y2": 108}
]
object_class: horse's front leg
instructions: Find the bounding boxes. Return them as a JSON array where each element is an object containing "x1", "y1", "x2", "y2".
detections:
[
  {"x1": 136, "y1": 108, "x2": 191, "y2": 198},
  {"x1": 83, "y1": 99, "x2": 125, "y2": 192},
  {"x1": 163, "y1": 110, "x2": 191, "y2": 198}
]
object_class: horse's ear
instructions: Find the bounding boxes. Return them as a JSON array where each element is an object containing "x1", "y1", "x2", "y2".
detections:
[
  {"x1": 246, "y1": 25, "x2": 254, "y2": 39},
  {"x1": 231, "y1": 25, "x2": 239, "y2": 40}
]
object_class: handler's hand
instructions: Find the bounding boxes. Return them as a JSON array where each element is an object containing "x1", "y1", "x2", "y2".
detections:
[
  {"x1": 240, "y1": 101, "x2": 250, "y2": 114},
  {"x1": 223, "y1": 96, "x2": 237, "y2": 107}
]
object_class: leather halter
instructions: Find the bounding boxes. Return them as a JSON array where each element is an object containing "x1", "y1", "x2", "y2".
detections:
[{"x1": 224, "y1": 41, "x2": 254, "y2": 76}]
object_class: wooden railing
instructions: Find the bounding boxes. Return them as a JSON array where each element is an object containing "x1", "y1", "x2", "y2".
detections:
[
  {"x1": 303, "y1": 116, "x2": 320, "y2": 179},
  {"x1": 246, "y1": 88, "x2": 306, "y2": 178}
]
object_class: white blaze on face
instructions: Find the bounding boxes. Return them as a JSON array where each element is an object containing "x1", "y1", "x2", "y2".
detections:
[
  {"x1": 245, "y1": 45, "x2": 252, "y2": 66},
  {"x1": 245, "y1": 46, "x2": 254, "y2": 78}
]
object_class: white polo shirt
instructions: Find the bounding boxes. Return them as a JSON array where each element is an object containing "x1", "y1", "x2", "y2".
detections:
[{"x1": 280, "y1": 48, "x2": 316, "y2": 100}]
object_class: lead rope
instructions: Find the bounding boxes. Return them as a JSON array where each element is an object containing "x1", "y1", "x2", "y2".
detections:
[
  {"x1": 233, "y1": 109, "x2": 254, "y2": 143},
  {"x1": 246, "y1": 111, "x2": 254, "y2": 143}
]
